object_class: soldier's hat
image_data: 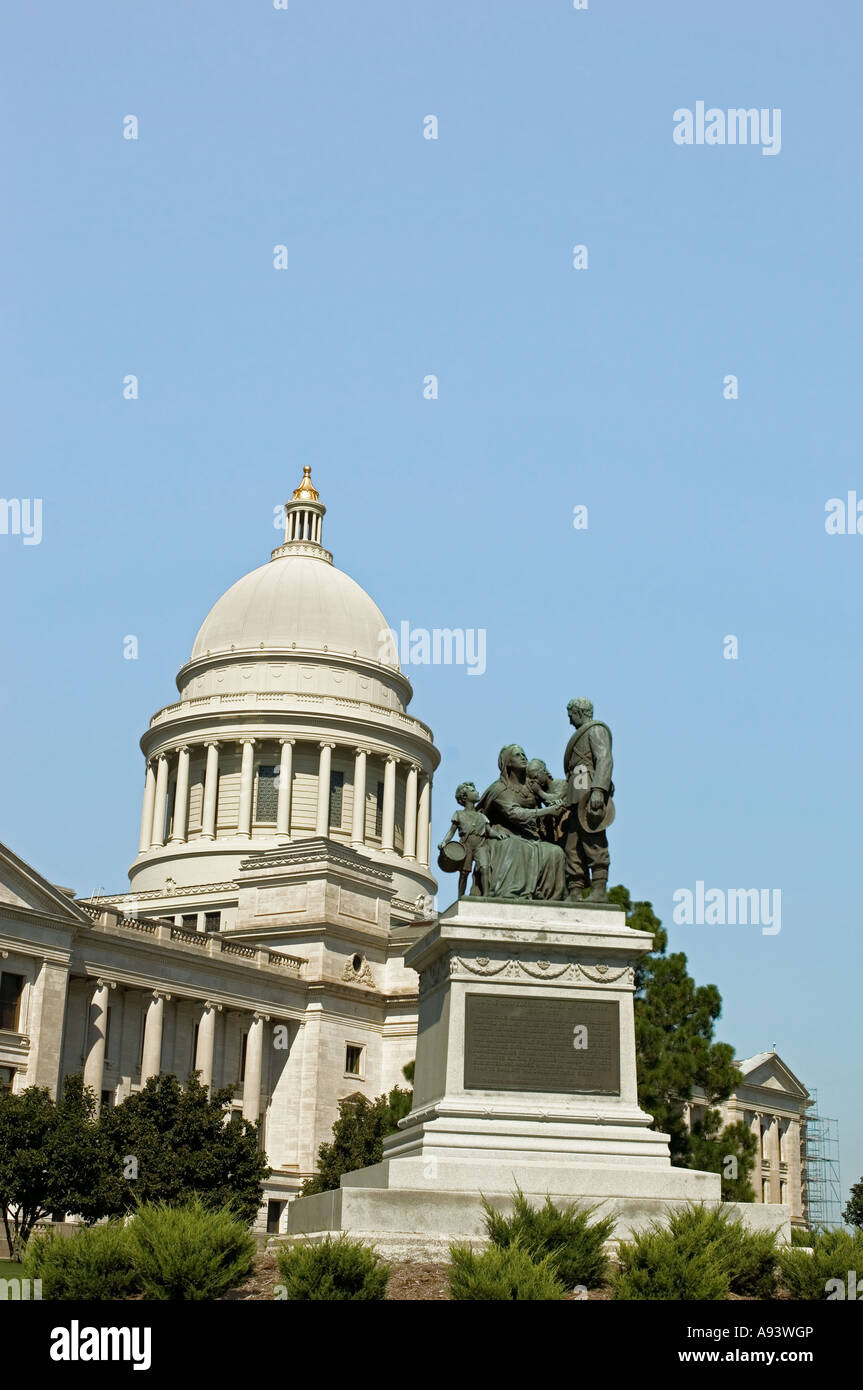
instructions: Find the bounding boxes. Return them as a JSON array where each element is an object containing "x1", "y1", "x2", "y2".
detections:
[
  {"x1": 576, "y1": 793, "x2": 616, "y2": 833},
  {"x1": 437, "y1": 841, "x2": 466, "y2": 873}
]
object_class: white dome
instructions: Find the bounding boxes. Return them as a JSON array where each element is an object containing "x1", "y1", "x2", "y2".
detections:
[{"x1": 190, "y1": 553, "x2": 397, "y2": 667}]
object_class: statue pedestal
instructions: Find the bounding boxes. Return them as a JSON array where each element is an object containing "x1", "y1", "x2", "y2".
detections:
[{"x1": 286, "y1": 900, "x2": 781, "y2": 1258}]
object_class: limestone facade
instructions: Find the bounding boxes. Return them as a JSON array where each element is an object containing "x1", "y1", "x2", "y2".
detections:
[
  {"x1": 0, "y1": 837, "x2": 424, "y2": 1230},
  {"x1": 688, "y1": 1051, "x2": 810, "y2": 1227},
  {"x1": 0, "y1": 470, "x2": 439, "y2": 1231}
]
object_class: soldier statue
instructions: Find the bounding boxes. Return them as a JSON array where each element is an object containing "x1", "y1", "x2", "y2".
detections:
[{"x1": 562, "y1": 697, "x2": 615, "y2": 902}]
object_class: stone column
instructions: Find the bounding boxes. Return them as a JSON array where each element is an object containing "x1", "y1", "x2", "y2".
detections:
[
  {"x1": 316, "y1": 742, "x2": 335, "y2": 836},
  {"x1": 277, "y1": 739, "x2": 295, "y2": 837},
  {"x1": 242, "y1": 1013, "x2": 269, "y2": 1124},
  {"x1": 138, "y1": 762, "x2": 157, "y2": 854},
  {"x1": 83, "y1": 979, "x2": 115, "y2": 1108},
  {"x1": 403, "y1": 762, "x2": 419, "y2": 861},
  {"x1": 381, "y1": 755, "x2": 398, "y2": 851},
  {"x1": 767, "y1": 1115, "x2": 781, "y2": 1201},
  {"x1": 195, "y1": 1001, "x2": 221, "y2": 1091},
  {"x1": 786, "y1": 1117, "x2": 802, "y2": 1221},
  {"x1": 201, "y1": 741, "x2": 220, "y2": 840},
  {"x1": 351, "y1": 747, "x2": 369, "y2": 847},
  {"x1": 237, "y1": 739, "x2": 256, "y2": 838},
  {"x1": 417, "y1": 774, "x2": 431, "y2": 867},
  {"x1": 751, "y1": 1112, "x2": 765, "y2": 1200},
  {"x1": 169, "y1": 745, "x2": 191, "y2": 843},
  {"x1": 28, "y1": 959, "x2": 70, "y2": 1097},
  {"x1": 141, "y1": 990, "x2": 170, "y2": 1083},
  {"x1": 150, "y1": 753, "x2": 170, "y2": 848}
]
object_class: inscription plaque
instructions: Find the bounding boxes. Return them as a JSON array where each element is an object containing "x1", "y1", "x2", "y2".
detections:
[{"x1": 463, "y1": 994, "x2": 620, "y2": 1095}]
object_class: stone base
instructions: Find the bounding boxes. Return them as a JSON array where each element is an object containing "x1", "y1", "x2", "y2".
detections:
[
  {"x1": 285, "y1": 899, "x2": 790, "y2": 1259},
  {"x1": 285, "y1": 1183, "x2": 790, "y2": 1260}
]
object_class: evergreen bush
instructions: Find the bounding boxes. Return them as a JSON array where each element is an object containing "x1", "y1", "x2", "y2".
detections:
[
  {"x1": 276, "y1": 1235, "x2": 390, "y2": 1300},
  {"x1": 126, "y1": 1199, "x2": 256, "y2": 1301},
  {"x1": 482, "y1": 1188, "x2": 613, "y2": 1290},
  {"x1": 612, "y1": 1204, "x2": 778, "y2": 1300},
  {"x1": 22, "y1": 1223, "x2": 138, "y2": 1300},
  {"x1": 779, "y1": 1228, "x2": 863, "y2": 1300},
  {"x1": 448, "y1": 1242, "x2": 566, "y2": 1301}
]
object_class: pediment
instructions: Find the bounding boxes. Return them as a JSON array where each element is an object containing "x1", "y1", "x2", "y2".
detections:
[
  {"x1": 0, "y1": 840, "x2": 90, "y2": 924},
  {"x1": 736, "y1": 1052, "x2": 809, "y2": 1101}
]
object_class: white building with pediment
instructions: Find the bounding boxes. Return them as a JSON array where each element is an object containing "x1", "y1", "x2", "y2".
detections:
[
  {"x1": 0, "y1": 470, "x2": 439, "y2": 1232},
  {"x1": 0, "y1": 471, "x2": 815, "y2": 1235},
  {"x1": 688, "y1": 1051, "x2": 811, "y2": 1228}
]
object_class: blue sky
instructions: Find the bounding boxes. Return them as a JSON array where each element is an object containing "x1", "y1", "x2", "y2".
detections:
[{"x1": 2, "y1": 2, "x2": 859, "y2": 1200}]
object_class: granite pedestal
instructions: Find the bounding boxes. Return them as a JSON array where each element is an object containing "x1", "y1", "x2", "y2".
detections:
[{"x1": 286, "y1": 899, "x2": 786, "y2": 1258}]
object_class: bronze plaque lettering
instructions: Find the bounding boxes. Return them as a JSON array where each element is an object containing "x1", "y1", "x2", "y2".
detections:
[{"x1": 463, "y1": 994, "x2": 620, "y2": 1094}]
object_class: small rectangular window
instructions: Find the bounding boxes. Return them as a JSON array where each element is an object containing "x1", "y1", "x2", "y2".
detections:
[
  {"x1": 0, "y1": 1065, "x2": 15, "y2": 1095},
  {"x1": 329, "y1": 770, "x2": 344, "y2": 828},
  {"x1": 345, "y1": 1044, "x2": 364, "y2": 1077},
  {"x1": 374, "y1": 781, "x2": 384, "y2": 837},
  {"x1": 204, "y1": 911, "x2": 220, "y2": 933},
  {"x1": 100, "y1": 1089, "x2": 113, "y2": 1109},
  {"x1": 0, "y1": 973, "x2": 25, "y2": 1032},
  {"x1": 181, "y1": 913, "x2": 198, "y2": 932},
  {"x1": 255, "y1": 766, "x2": 279, "y2": 822}
]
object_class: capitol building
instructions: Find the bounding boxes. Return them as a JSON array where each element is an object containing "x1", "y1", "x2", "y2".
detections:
[
  {"x1": 0, "y1": 469, "x2": 813, "y2": 1232},
  {"x1": 0, "y1": 470, "x2": 440, "y2": 1231}
]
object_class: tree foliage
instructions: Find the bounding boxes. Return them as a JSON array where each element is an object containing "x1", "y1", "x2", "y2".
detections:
[
  {"x1": 98, "y1": 1073, "x2": 268, "y2": 1224},
  {"x1": 0, "y1": 1077, "x2": 105, "y2": 1258},
  {"x1": 842, "y1": 1176, "x2": 863, "y2": 1230},
  {"x1": 301, "y1": 1084, "x2": 412, "y2": 1195},
  {"x1": 608, "y1": 885, "x2": 753, "y2": 1194},
  {"x1": 0, "y1": 1072, "x2": 267, "y2": 1255}
]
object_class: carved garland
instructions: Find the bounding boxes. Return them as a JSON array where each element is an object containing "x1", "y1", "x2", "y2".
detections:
[{"x1": 419, "y1": 953, "x2": 633, "y2": 992}]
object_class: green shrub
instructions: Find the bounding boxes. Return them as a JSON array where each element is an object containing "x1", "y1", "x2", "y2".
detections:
[
  {"x1": 22, "y1": 1223, "x2": 139, "y2": 1300},
  {"x1": 482, "y1": 1188, "x2": 613, "y2": 1290},
  {"x1": 126, "y1": 1199, "x2": 256, "y2": 1301},
  {"x1": 448, "y1": 1242, "x2": 566, "y2": 1300},
  {"x1": 613, "y1": 1204, "x2": 778, "y2": 1301},
  {"x1": 779, "y1": 1228, "x2": 863, "y2": 1300},
  {"x1": 790, "y1": 1227, "x2": 814, "y2": 1247},
  {"x1": 276, "y1": 1235, "x2": 390, "y2": 1300},
  {"x1": 613, "y1": 1226, "x2": 728, "y2": 1301},
  {"x1": 710, "y1": 1219, "x2": 778, "y2": 1298}
]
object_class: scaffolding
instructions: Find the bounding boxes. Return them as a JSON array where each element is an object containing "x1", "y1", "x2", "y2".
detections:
[{"x1": 803, "y1": 1087, "x2": 843, "y2": 1230}]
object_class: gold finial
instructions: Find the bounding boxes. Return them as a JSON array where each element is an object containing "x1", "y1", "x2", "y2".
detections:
[{"x1": 291, "y1": 465, "x2": 319, "y2": 502}]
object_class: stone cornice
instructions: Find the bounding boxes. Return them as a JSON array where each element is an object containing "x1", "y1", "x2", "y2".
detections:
[
  {"x1": 238, "y1": 841, "x2": 393, "y2": 884},
  {"x1": 144, "y1": 692, "x2": 437, "y2": 757},
  {"x1": 86, "y1": 882, "x2": 238, "y2": 905}
]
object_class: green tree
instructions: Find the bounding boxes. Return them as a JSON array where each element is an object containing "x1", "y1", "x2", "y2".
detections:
[
  {"x1": 688, "y1": 1110, "x2": 757, "y2": 1201},
  {"x1": 608, "y1": 885, "x2": 754, "y2": 1196},
  {"x1": 842, "y1": 1177, "x2": 863, "y2": 1230},
  {"x1": 303, "y1": 1072, "x2": 413, "y2": 1195},
  {"x1": 98, "y1": 1073, "x2": 268, "y2": 1225},
  {"x1": 0, "y1": 1078, "x2": 105, "y2": 1258}
]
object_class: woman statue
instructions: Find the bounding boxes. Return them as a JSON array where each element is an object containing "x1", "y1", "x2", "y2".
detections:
[{"x1": 476, "y1": 745, "x2": 566, "y2": 899}]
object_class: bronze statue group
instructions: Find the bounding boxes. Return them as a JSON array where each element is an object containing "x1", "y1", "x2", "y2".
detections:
[{"x1": 438, "y1": 698, "x2": 615, "y2": 903}]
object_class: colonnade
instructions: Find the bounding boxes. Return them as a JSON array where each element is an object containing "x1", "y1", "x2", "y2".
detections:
[
  {"x1": 82, "y1": 979, "x2": 274, "y2": 1123},
  {"x1": 138, "y1": 737, "x2": 432, "y2": 865}
]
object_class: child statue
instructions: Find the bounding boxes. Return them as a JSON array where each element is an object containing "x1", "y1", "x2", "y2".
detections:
[{"x1": 438, "y1": 781, "x2": 504, "y2": 897}]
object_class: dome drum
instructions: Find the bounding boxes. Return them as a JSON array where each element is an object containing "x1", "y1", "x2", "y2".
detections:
[{"x1": 128, "y1": 470, "x2": 439, "y2": 916}]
